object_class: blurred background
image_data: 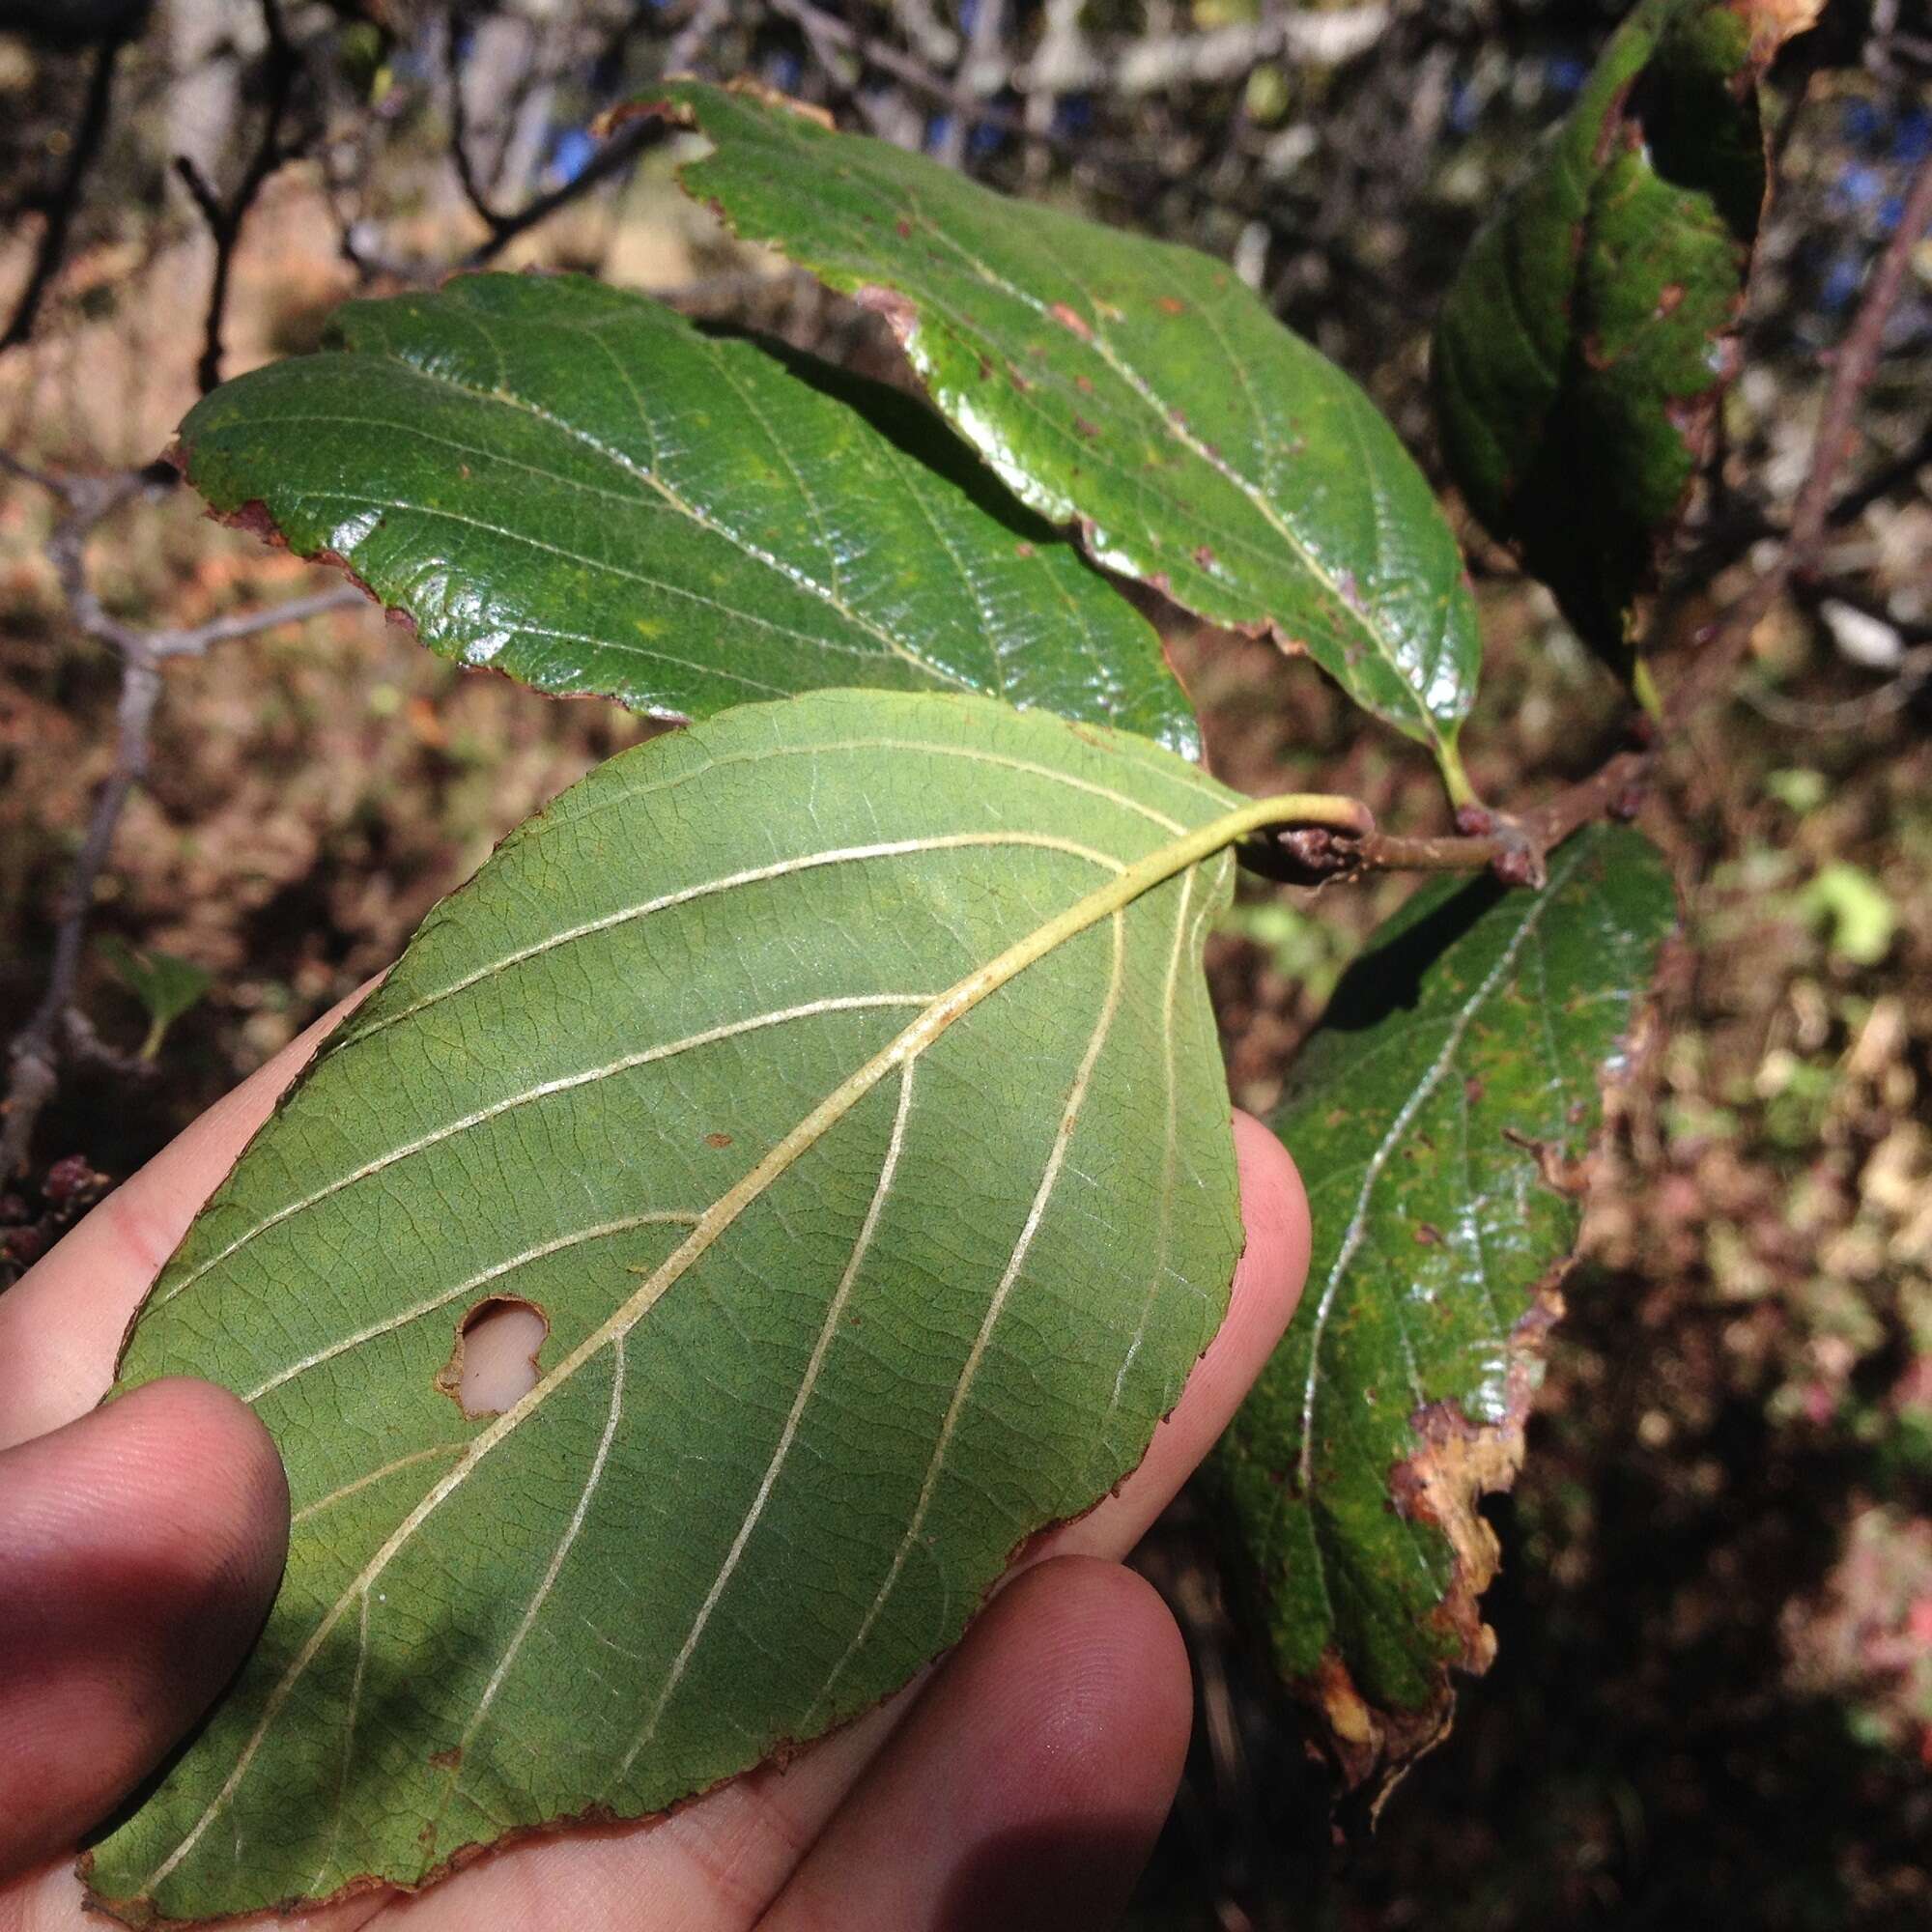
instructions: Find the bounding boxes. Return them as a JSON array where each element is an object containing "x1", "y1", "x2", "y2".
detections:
[{"x1": 1, "y1": 2, "x2": 1929, "y2": 1925}]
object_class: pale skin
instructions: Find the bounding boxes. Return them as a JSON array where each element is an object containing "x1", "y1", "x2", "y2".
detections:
[{"x1": 0, "y1": 991, "x2": 1310, "y2": 1932}]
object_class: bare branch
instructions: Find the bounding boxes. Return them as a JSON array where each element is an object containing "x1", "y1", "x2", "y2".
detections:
[
  {"x1": 1674, "y1": 142, "x2": 1932, "y2": 712},
  {"x1": 173, "y1": 0, "x2": 309, "y2": 395},
  {"x1": 1024, "y1": 5, "x2": 1390, "y2": 96},
  {"x1": 2, "y1": 27, "x2": 127, "y2": 352},
  {"x1": 0, "y1": 464, "x2": 363, "y2": 1179}
]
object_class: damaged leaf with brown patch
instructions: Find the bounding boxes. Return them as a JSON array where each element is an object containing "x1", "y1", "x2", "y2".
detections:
[
  {"x1": 1432, "y1": 0, "x2": 1822, "y2": 683},
  {"x1": 1207, "y1": 824, "x2": 1677, "y2": 1803}
]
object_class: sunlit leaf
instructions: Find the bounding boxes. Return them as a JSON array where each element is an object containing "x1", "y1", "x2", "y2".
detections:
[
  {"x1": 177, "y1": 273, "x2": 1198, "y2": 754},
  {"x1": 87, "y1": 690, "x2": 1256, "y2": 1922},
  {"x1": 653, "y1": 82, "x2": 1481, "y2": 783}
]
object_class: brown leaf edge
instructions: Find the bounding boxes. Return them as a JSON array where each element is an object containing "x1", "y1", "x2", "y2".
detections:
[
  {"x1": 165, "y1": 441, "x2": 695, "y2": 723},
  {"x1": 77, "y1": 1336, "x2": 1224, "y2": 1929},
  {"x1": 617, "y1": 82, "x2": 1483, "y2": 743},
  {"x1": 1275, "y1": 932, "x2": 1677, "y2": 1824}
]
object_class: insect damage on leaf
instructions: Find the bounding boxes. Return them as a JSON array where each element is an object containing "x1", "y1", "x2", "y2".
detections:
[
  {"x1": 84, "y1": 690, "x2": 1269, "y2": 1926},
  {"x1": 1208, "y1": 825, "x2": 1678, "y2": 1807}
]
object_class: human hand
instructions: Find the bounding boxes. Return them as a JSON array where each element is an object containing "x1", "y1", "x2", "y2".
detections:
[{"x1": 0, "y1": 992, "x2": 1308, "y2": 1932}]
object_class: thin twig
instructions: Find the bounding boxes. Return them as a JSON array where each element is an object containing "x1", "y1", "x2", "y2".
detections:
[
  {"x1": 1242, "y1": 751, "x2": 1653, "y2": 889},
  {"x1": 0, "y1": 466, "x2": 363, "y2": 1178},
  {"x1": 174, "y1": 0, "x2": 307, "y2": 394},
  {"x1": 461, "y1": 115, "x2": 666, "y2": 269},
  {"x1": 1, "y1": 29, "x2": 126, "y2": 352},
  {"x1": 1674, "y1": 142, "x2": 1932, "y2": 712}
]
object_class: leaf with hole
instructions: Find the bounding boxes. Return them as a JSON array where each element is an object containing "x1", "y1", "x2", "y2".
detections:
[
  {"x1": 651, "y1": 82, "x2": 1481, "y2": 789},
  {"x1": 175, "y1": 272, "x2": 1197, "y2": 754},
  {"x1": 1432, "y1": 0, "x2": 1822, "y2": 684},
  {"x1": 85, "y1": 689, "x2": 1259, "y2": 1923},
  {"x1": 1208, "y1": 824, "x2": 1676, "y2": 1798}
]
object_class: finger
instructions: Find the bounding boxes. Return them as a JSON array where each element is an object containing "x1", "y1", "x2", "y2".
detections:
[
  {"x1": 0, "y1": 986, "x2": 373, "y2": 1449},
  {"x1": 1039, "y1": 1108, "x2": 1308, "y2": 1563},
  {"x1": 0, "y1": 1380, "x2": 289, "y2": 1881},
  {"x1": 761, "y1": 1557, "x2": 1191, "y2": 1932}
]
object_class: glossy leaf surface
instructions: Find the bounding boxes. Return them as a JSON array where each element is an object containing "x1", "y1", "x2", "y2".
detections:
[
  {"x1": 177, "y1": 272, "x2": 1198, "y2": 753},
  {"x1": 88, "y1": 691, "x2": 1248, "y2": 1923},
  {"x1": 1433, "y1": 0, "x2": 1819, "y2": 673},
  {"x1": 657, "y1": 82, "x2": 1480, "y2": 760},
  {"x1": 1209, "y1": 825, "x2": 1675, "y2": 1792}
]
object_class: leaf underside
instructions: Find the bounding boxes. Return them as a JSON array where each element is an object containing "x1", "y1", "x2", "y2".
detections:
[
  {"x1": 87, "y1": 691, "x2": 1246, "y2": 1925},
  {"x1": 1432, "y1": 0, "x2": 1816, "y2": 671},
  {"x1": 655, "y1": 81, "x2": 1480, "y2": 755},
  {"x1": 177, "y1": 272, "x2": 1199, "y2": 756},
  {"x1": 1208, "y1": 824, "x2": 1676, "y2": 1795}
]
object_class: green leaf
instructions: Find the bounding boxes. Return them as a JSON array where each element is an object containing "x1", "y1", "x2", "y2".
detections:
[
  {"x1": 96, "y1": 936, "x2": 213, "y2": 1060},
  {"x1": 1208, "y1": 824, "x2": 1676, "y2": 1794},
  {"x1": 653, "y1": 82, "x2": 1481, "y2": 777},
  {"x1": 87, "y1": 690, "x2": 1259, "y2": 1923},
  {"x1": 1432, "y1": 0, "x2": 1820, "y2": 679},
  {"x1": 176, "y1": 272, "x2": 1198, "y2": 756}
]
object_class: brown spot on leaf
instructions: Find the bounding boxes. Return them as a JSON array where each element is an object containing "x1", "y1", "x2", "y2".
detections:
[
  {"x1": 1073, "y1": 416, "x2": 1099, "y2": 440},
  {"x1": 1192, "y1": 544, "x2": 1216, "y2": 569},
  {"x1": 1074, "y1": 373, "x2": 1094, "y2": 394},
  {"x1": 429, "y1": 1747, "x2": 463, "y2": 1772},
  {"x1": 1414, "y1": 1223, "x2": 1442, "y2": 1246},
  {"x1": 1013, "y1": 541, "x2": 1036, "y2": 558},
  {"x1": 895, "y1": 217, "x2": 913, "y2": 239},
  {"x1": 1048, "y1": 300, "x2": 1093, "y2": 340},
  {"x1": 705, "y1": 1131, "x2": 733, "y2": 1149},
  {"x1": 1656, "y1": 281, "x2": 1686, "y2": 318},
  {"x1": 1156, "y1": 295, "x2": 1186, "y2": 315}
]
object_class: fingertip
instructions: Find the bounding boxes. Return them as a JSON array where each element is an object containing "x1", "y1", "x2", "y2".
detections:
[
  {"x1": 1231, "y1": 1106, "x2": 1311, "y2": 1350},
  {"x1": 102, "y1": 1378, "x2": 293, "y2": 1596},
  {"x1": 0, "y1": 1378, "x2": 289, "y2": 1876},
  {"x1": 764, "y1": 1555, "x2": 1191, "y2": 1932},
  {"x1": 956, "y1": 1557, "x2": 1193, "y2": 1810}
]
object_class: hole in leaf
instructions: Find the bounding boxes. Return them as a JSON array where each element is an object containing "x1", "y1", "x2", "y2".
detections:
[{"x1": 437, "y1": 1297, "x2": 548, "y2": 1418}]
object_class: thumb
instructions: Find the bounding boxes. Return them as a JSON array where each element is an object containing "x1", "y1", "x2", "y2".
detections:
[{"x1": 0, "y1": 1378, "x2": 288, "y2": 1879}]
